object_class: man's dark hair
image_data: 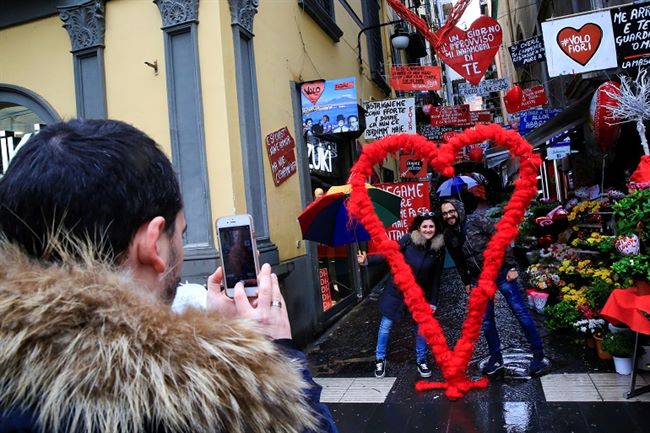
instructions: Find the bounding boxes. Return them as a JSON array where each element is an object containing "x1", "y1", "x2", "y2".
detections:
[{"x1": 0, "y1": 119, "x2": 183, "y2": 262}]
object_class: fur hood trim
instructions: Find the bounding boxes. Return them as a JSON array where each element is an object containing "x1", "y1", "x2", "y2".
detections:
[
  {"x1": 410, "y1": 231, "x2": 444, "y2": 251},
  {"x1": 0, "y1": 243, "x2": 316, "y2": 433}
]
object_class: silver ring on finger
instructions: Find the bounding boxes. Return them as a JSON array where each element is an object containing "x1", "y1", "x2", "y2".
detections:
[{"x1": 270, "y1": 299, "x2": 282, "y2": 308}]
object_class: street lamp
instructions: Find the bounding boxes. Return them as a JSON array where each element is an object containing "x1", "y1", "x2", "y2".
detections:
[{"x1": 356, "y1": 19, "x2": 410, "y2": 69}]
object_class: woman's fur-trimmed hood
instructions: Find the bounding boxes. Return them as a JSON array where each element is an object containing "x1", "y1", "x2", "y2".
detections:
[
  {"x1": 0, "y1": 243, "x2": 317, "y2": 433},
  {"x1": 409, "y1": 231, "x2": 444, "y2": 252}
]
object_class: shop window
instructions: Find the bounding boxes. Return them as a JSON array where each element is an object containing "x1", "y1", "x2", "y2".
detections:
[
  {"x1": 0, "y1": 103, "x2": 45, "y2": 176},
  {"x1": 298, "y1": 0, "x2": 343, "y2": 42},
  {"x1": 362, "y1": 0, "x2": 391, "y2": 94}
]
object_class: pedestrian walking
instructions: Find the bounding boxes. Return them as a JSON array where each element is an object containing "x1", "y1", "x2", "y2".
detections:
[
  {"x1": 357, "y1": 213, "x2": 445, "y2": 378},
  {"x1": 440, "y1": 196, "x2": 551, "y2": 377}
]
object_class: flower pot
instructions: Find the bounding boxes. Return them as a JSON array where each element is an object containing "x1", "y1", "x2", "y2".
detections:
[
  {"x1": 594, "y1": 335, "x2": 613, "y2": 360},
  {"x1": 586, "y1": 336, "x2": 596, "y2": 349},
  {"x1": 613, "y1": 356, "x2": 633, "y2": 375},
  {"x1": 635, "y1": 280, "x2": 650, "y2": 296}
]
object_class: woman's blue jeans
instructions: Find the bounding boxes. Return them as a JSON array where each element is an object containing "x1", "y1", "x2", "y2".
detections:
[
  {"x1": 375, "y1": 316, "x2": 428, "y2": 363},
  {"x1": 482, "y1": 271, "x2": 544, "y2": 357}
]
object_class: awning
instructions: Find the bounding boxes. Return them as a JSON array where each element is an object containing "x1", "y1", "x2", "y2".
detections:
[{"x1": 523, "y1": 92, "x2": 593, "y2": 148}]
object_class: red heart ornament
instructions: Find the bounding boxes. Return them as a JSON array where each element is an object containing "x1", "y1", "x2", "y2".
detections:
[
  {"x1": 556, "y1": 24, "x2": 603, "y2": 66},
  {"x1": 347, "y1": 124, "x2": 541, "y2": 399},
  {"x1": 436, "y1": 16, "x2": 503, "y2": 86},
  {"x1": 301, "y1": 80, "x2": 325, "y2": 105}
]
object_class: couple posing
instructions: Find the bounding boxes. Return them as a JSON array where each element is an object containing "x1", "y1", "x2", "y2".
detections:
[{"x1": 359, "y1": 194, "x2": 551, "y2": 379}]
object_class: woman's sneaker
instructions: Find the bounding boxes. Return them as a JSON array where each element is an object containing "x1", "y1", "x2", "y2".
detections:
[
  {"x1": 374, "y1": 359, "x2": 386, "y2": 378},
  {"x1": 482, "y1": 353, "x2": 504, "y2": 376},
  {"x1": 417, "y1": 361, "x2": 432, "y2": 378}
]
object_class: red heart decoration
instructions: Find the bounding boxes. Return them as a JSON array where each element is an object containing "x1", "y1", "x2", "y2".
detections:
[
  {"x1": 556, "y1": 24, "x2": 603, "y2": 66},
  {"x1": 301, "y1": 80, "x2": 325, "y2": 105},
  {"x1": 504, "y1": 86, "x2": 523, "y2": 112},
  {"x1": 347, "y1": 124, "x2": 541, "y2": 399},
  {"x1": 436, "y1": 16, "x2": 503, "y2": 85},
  {"x1": 468, "y1": 146, "x2": 484, "y2": 162}
]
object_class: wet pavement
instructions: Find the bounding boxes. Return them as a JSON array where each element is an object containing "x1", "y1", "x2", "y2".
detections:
[{"x1": 305, "y1": 270, "x2": 650, "y2": 432}]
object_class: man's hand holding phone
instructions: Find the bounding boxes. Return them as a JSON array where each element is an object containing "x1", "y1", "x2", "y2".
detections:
[{"x1": 206, "y1": 263, "x2": 291, "y2": 340}]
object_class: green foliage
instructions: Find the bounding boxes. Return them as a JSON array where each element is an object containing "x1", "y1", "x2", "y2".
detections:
[
  {"x1": 544, "y1": 300, "x2": 582, "y2": 332},
  {"x1": 601, "y1": 332, "x2": 635, "y2": 357},
  {"x1": 585, "y1": 279, "x2": 615, "y2": 311},
  {"x1": 613, "y1": 188, "x2": 650, "y2": 243},
  {"x1": 519, "y1": 201, "x2": 562, "y2": 239},
  {"x1": 611, "y1": 255, "x2": 650, "y2": 281}
]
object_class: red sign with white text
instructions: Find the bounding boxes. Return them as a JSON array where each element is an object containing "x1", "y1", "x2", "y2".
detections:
[
  {"x1": 319, "y1": 267, "x2": 332, "y2": 311},
  {"x1": 430, "y1": 105, "x2": 471, "y2": 127},
  {"x1": 436, "y1": 16, "x2": 503, "y2": 85},
  {"x1": 374, "y1": 182, "x2": 430, "y2": 242},
  {"x1": 390, "y1": 66, "x2": 442, "y2": 91},
  {"x1": 399, "y1": 155, "x2": 428, "y2": 179},
  {"x1": 265, "y1": 127, "x2": 297, "y2": 186},
  {"x1": 506, "y1": 85, "x2": 548, "y2": 113},
  {"x1": 470, "y1": 110, "x2": 493, "y2": 123}
]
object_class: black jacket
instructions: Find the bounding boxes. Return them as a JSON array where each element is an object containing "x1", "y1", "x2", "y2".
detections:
[{"x1": 370, "y1": 230, "x2": 445, "y2": 322}]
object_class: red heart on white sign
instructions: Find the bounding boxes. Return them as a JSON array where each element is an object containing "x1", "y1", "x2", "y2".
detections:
[
  {"x1": 556, "y1": 24, "x2": 602, "y2": 66},
  {"x1": 301, "y1": 80, "x2": 325, "y2": 105},
  {"x1": 436, "y1": 16, "x2": 503, "y2": 86}
]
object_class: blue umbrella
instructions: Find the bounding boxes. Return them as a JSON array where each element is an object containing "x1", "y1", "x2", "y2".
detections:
[{"x1": 436, "y1": 176, "x2": 478, "y2": 197}]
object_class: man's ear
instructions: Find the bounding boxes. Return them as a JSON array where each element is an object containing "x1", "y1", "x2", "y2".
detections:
[{"x1": 129, "y1": 216, "x2": 168, "y2": 273}]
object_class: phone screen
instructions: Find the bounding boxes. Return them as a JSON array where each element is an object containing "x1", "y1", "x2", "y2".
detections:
[{"x1": 219, "y1": 225, "x2": 257, "y2": 289}]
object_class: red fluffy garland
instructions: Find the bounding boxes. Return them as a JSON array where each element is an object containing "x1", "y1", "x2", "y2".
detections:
[{"x1": 347, "y1": 124, "x2": 541, "y2": 399}]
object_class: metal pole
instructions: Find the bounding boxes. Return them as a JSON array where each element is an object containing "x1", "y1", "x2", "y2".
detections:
[{"x1": 357, "y1": 19, "x2": 404, "y2": 72}]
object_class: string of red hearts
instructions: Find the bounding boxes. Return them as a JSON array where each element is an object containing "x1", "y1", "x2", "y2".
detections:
[{"x1": 346, "y1": 124, "x2": 542, "y2": 400}]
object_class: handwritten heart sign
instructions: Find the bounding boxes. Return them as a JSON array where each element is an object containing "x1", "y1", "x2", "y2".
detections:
[
  {"x1": 556, "y1": 23, "x2": 602, "y2": 66},
  {"x1": 301, "y1": 80, "x2": 325, "y2": 105},
  {"x1": 436, "y1": 16, "x2": 503, "y2": 85},
  {"x1": 347, "y1": 124, "x2": 541, "y2": 399},
  {"x1": 406, "y1": 159, "x2": 423, "y2": 175}
]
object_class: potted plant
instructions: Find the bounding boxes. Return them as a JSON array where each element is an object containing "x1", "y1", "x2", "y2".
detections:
[
  {"x1": 601, "y1": 332, "x2": 636, "y2": 375},
  {"x1": 573, "y1": 318, "x2": 605, "y2": 348}
]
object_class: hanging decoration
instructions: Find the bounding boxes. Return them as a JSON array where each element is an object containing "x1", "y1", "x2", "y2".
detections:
[
  {"x1": 387, "y1": 0, "x2": 501, "y2": 85},
  {"x1": 504, "y1": 85, "x2": 524, "y2": 112},
  {"x1": 604, "y1": 69, "x2": 650, "y2": 156},
  {"x1": 468, "y1": 146, "x2": 484, "y2": 162},
  {"x1": 346, "y1": 124, "x2": 541, "y2": 399},
  {"x1": 589, "y1": 81, "x2": 621, "y2": 153}
]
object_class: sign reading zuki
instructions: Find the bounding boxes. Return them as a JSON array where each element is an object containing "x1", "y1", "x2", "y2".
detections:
[
  {"x1": 364, "y1": 98, "x2": 416, "y2": 140},
  {"x1": 508, "y1": 35, "x2": 546, "y2": 67},
  {"x1": 265, "y1": 127, "x2": 297, "y2": 186},
  {"x1": 390, "y1": 66, "x2": 442, "y2": 91},
  {"x1": 458, "y1": 78, "x2": 510, "y2": 97}
]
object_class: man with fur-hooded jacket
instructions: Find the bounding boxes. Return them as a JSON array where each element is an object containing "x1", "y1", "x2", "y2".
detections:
[
  {"x1": 440, "y1": 198, "x2": 549, "y2": 378},
  {"x1": 357, "y1": 213, "x2": 445, "y2": 379},
  {"x1": 0, "y1": 119, "x2": 337, "y2": 433}
]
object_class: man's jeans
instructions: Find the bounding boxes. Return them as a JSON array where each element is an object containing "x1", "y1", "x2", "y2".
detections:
[
  {"x1": 376, "y1": 316, "x2": 428, "y2": 363},
  {"x1": 482, "y1": 271, "x2": 544, "y2": 357}
]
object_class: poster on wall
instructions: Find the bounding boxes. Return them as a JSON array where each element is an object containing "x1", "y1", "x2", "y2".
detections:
[
  {"x1": 307, "y1": 140, "x2": 338, "y2": 177},
  {"x1": 390, "y1": 66, "x2": 442, "y2": 91},
  {"x1": 508, "y1": 35, "x2": 546, "y2": 67},
  {"x1": 541, "y1": 11, "x2": 617, "y2": 77},
  {"x1": 363, "y1": 98, "x2": 416, "y2": 140},
  {"x1": 429, "y1": 104, "x2": 471, "y2": 127},
  {"x1": 300, "y1": 77, "x2": 360, "y2": 137},
  {"x1": 610, "y1": 2, "x2": 650, "y2": 69},
  {"x1": 265, "y1": 127, "x2": 297, "y2": 186}
]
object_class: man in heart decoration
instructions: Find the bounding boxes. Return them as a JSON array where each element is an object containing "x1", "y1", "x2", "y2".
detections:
[{"x1": 346, "y1": 124, "x2": 542, "y2": 400}]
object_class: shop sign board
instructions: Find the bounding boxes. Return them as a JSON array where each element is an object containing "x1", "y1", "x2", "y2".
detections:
[
  {"x1": 390, "y1": 65, "x2": 442, "y2": 91},
  {"x1": 374, "y1": 181, "x2": 430, "y2": 241},
  {"x1": 546, "y1": 143, "x2": 571, "y2": 160},
  {"x1": 436, "y1": 16, "x2": 503, "y2": 85},
  {"x1": 458, "y1": 78, "x2": 510, "y2": 97},
  {"x1": 307, "y1": 140, "x2": 338, "y2": 177},
  {"x1": 364, "y1": 98, "x2": 416, "y2": 140},
  {"x1": 319, "y1": 267, "x2": 333, "y2": 312},
  {"x1": 470, "y1": 110, "x2": 493, "y2": 123},
  {"x1": 518, "y1": 108, "x2": 563, "y2": 135},
  {"x1": 507, "y1": 85, "x2": 548, "y2": 113},
  {"x1": 610, "y1": 2, "x2": 650, "y2": 69},
  {"x1": 399, "y1": 154, "x2": 428, "y2": 179},
  {"x1": 541, "y1": 11, "x2": 617, "y2": 77},
  {"x1": 265, "y1": 127, "x2": 297, "y2": 186},
  {"x1": 508, "y1": 35, "x2": 546, "y2": 67},
  {"x1": 417, "y1": 124, "x2": 462, "y2": 141},
  {"x1": 300, "y1": 77, "x2": 360, "y2": 135},
  {"x1": 430, "y1": 104, "x2": 471, "y2": 126}
]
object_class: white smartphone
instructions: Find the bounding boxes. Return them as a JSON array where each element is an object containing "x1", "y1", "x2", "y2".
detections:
[{"x1": 215, "y1": 214, "x2": 260, "y2": 298}]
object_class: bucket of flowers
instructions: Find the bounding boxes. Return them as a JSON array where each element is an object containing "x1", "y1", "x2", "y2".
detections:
[{"x1": 572, "y1": 317, "x2": 605, "y2": 349}]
